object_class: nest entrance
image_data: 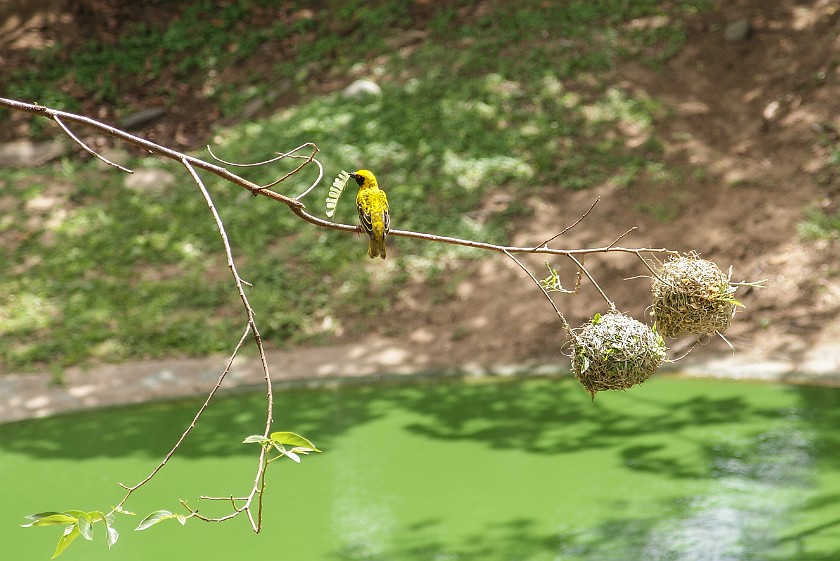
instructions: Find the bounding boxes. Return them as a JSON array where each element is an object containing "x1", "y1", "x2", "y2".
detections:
[
  {"x1": 650, "y1": 254, "x2": 740, "y2": 338},
  {"x1": 570, "y1": 312, "x2": 666, "y2": 399}
]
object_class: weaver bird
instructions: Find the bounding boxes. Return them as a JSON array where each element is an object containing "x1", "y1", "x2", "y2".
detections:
[{"x1": 351, "y1": 169, "x2": 390, "y2": 259}]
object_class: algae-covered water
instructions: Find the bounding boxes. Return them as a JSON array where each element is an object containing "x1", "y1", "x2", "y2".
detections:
[{"x1": 3, "y1": 375, "x2": 839, "y2": 560}]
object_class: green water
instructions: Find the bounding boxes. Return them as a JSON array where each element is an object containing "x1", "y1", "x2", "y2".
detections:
[{"x1": 3, "y1": 375, "x2": 840, "y2": 560}]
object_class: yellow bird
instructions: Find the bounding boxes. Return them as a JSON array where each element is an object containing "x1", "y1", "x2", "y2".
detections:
[{"x1": 351, "y1": 170, "x2": 390, "y2": 259}]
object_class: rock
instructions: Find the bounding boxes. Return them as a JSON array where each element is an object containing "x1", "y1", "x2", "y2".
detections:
[
  {"x1": 724, "y1": 17, "x2": 751, "y2": 41},
  {"x1": 342, "y1": 79, "x2": 382, "y2": 99},
  {"x1": 124, "y1": 168, "x2": 176, "y2": 192},
  {"x1": 98, "y1": 147, "x2": 131, "y2": 167},
  {"x1": 242, "y1": 97, "x2": 265, "y2": 119},
  {"x1": 119, "y1": 107, "x2": 166, "y2": 130},
  {"x1": 0, "y1": 139, "x2": 68, "y2": 167},
  {"x1": 763, "y1": 100, "x2": 781, "y2": 121},
  {"x1": 384, "y1": 29, "x2": 427, "y2": 50}
]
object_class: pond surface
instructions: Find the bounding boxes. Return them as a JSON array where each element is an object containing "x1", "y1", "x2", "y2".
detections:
[{"x1": 3, "y1": 375, "x2": 840, "y2": 560}]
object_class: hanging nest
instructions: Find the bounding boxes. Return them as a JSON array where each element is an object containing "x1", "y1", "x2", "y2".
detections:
[
  {"x1": 650, "y1": 254, "x2": 742, "y2": 338},
  {"x1": 569, "y1": 311, "x2": 667, "y2": 399}
]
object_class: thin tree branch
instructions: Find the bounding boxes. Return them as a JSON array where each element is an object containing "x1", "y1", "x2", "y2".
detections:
[
  {"x1": 503, "y1": 250, "x2": 572, "y2": 334},
  {"x1": 532, "y1": 196, "x2": 600, "y2": 250},
  {"x1": 53, "y1": 115, "x2": 134, "y2": 173},
  {"x1": 116, "y1": 324, "x2": 251, "y2": 502},
  {"x1": 606, "y1": 227, "x2": 636, "y2": 250},
  {"x1": 0, "y1": 97, "x2": 303, "y2": 208},
  {"x1": 182, "y1": 157, "x2": 274, "y2": 532},
  {"x1": 567, "y1": 254, "x2": 615, "y2": 310},
  {"x1": 3, "y1": 97, "x2": 678, "y2": 263}
]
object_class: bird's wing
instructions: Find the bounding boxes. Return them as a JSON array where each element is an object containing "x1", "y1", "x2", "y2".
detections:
[
  {"x1": 379, "y1": 190, "x2": 390, "y2": 233},
  {"x1": 357, "y1": 192, "x2": 374, "y2": 237}
]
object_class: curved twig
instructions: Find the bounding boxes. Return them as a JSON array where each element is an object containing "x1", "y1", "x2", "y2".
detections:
[
  {"x1": 503, "y1": 250, "x2": 572, "y2": 334},
  {"x1": 53, "y1": 115, "x2": 134, "y2": 173},
  {"x1": 532, "y1": 196, "x2": 600, "y2": 250}
]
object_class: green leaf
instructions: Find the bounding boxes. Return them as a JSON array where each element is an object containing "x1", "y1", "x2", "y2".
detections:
[
  {"x1": 269, "y1": 431, "x2": 321, "y2": 452},
  {"x1": 112, "y1": 505, "x2": 136, "y2": 516},
  {"x1": 51, "y1": 524, "x2": 80, "y2": 559},
  {"x1": 579, "y1": 354, "x2": 591, "y2": 374},
  {"x1": 104, "y1": 515, "x2": 119, "y2": 549},
  {"x1": 87, "y1": 511, "x2": 106, "y2": 523},
  {"x1": 591, "y1": 313, "x2": 602, "y2": 324},
  {"x1": 284, "y1": 449, "x2": 301, "y2": 464},
  {"x1": 175, "y1": 514, "x2": 188, "y2": 526},
  {"x1": 242, "y1": 434, "x2": 270, "y2": 445},
  {"x1": 326, "y1": 170, "x2": 350, "y2": 218},
  {"x1": 135, "y1": 510, "x2": 177, "y2": 531},
  {"x1": 290, "y1": 446, "x2": 315, "y2": 455},
  {"x1": 21, "y1": 513, "x2": 78, "y2": 527},
  {"x1": 63, "y1": 510, "x2": 88, "y2": 519},
  {"x1": 77, "y1": 515, "x2": 93, "y2": 541}
]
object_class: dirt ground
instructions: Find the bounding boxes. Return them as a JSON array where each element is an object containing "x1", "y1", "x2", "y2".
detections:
[
  {"x1": 2, "y1": 1, "x2": 840, "y2": 421},
  {"x1": 372, "y1": 0, "x2": 840, "y2": 371}
]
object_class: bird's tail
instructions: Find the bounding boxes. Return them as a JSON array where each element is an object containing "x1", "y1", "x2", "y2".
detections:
[{"x1": 368, "y1": 237, "x2": 387, "y2": 259}]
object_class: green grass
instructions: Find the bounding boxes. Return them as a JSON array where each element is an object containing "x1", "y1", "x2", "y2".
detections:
[
  {"x1": 798, "y1": 206, "x2": 840, "y2": 241},
  {"x1": 0, "y1": 0, "x2": 711, "y2": 371},
  {"x1": 799, "y1": 146, "x2": 840, "y2": 241}
]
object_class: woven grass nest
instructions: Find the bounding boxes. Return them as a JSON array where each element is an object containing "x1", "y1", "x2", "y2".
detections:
[
  {"x1": 651, "y1": 254, "x2": 741, "y2": 338},
  {"x1": 570, "y1": 311, "x2": 667, "y2": 399}
]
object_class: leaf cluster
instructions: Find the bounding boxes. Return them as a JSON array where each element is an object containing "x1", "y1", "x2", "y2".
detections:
[
  {"x1": 22, "y1": 507, "x2": 132, "y2": 559},
  {"x1": 243, "y1": 430, "x2": 321, "y2": 464}
]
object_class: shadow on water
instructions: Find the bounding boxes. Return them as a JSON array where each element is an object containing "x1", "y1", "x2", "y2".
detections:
[
  {"x1": 2, "y1": 376, "x2": 840, "y2": 471},
  {"x1": 322, "y1": 377, "x2": 840, "y2": 561},
  {"x1": 796, "y1": 385, "x2": 840, "y2": 470},
  {"x1": 3, "y1": 375, "x2": 840, "y2": 560},
  {"x1": 0, "y1": 382, "x2": 391, "y2": 459},
  {"x1": 332, "y1": 507, "x2": 840, "y2": 561}
]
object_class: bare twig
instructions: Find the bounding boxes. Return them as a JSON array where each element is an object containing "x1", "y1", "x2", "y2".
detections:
[
  {"x1": 568, "y1": 254, "x2": 615, "y2": 310},
  {"x1": 208, "y1": 142, "x2": 323, "y2": 195},
  {"x1": 2, "y1": 97, "x2": 678, "y2": 263},
  {"x1": 207, "y1": 142, "x2": 314, "y2": 168},
  {"x1": 532, "y1": 196, "x2": 600, "y2": 250},
  {"x1": 181, "y1": 157, "x2": 274, "y2": 532},
  {"x1": 0, "y1": 97, "x2": 303, "y2": 209},
  {"x1": 503, "y1": 250, "x2": 572, "y2": 334},
  {"x1": 53, "y1": 115, "x2": 134, "y2": 173},
  {"x1": 116, "y1": 324, "x2": 251, "y2": 502},
  {"x1": 732, "y1": 280, "x2": 767, "y2": 288},
  {"x1": 606, "y1": 227, "x2": 636, "y2": 250}
]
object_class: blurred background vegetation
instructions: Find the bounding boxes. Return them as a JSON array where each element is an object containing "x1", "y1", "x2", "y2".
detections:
[{"x1": 0, "y1": 0, "x2": 836, "y2": 374}]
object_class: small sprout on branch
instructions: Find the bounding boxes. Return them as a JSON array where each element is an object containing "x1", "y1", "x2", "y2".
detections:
[
  {"x1": 569, "y1": 311, "x2": 667, "y2": 399},
  {"x1": 651, "y1": 253, "x2": 743, "y2": 338},
  {"x1": 540, "y1": 263, "x2": 561, "y2": 291},
  {"x1": 539, "y1": 262, "x2": 582, "y2": 294},
  {"x1": 243, "y1": 431, "x2": 321, "y2": 464},
  {"x1": 326, "y1": 170, "x2": 350, "y2": 217}
]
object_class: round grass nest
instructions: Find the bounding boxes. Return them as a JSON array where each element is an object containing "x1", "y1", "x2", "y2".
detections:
[
  {"x1": 570, "y1": 312, "x2": 667, "y2": 399},
  {"x1": 651, "y1": 255, "x2": 740, "y2": 338}
]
